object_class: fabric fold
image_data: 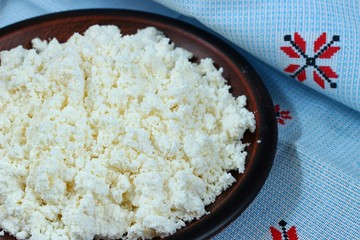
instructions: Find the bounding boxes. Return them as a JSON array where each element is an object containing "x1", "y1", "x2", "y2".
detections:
[{"x1": 154, "y1": 0, "x2": 360, "y2": 112}]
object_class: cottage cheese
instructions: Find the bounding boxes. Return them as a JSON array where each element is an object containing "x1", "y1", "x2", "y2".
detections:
[{"x1": 0, "y1": 25, "x2": 255, "y2": 239}]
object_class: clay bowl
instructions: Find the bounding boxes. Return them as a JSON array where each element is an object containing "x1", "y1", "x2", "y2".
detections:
[{"x1": 0, "y1": 9, "x2": 277, "y2": 240}]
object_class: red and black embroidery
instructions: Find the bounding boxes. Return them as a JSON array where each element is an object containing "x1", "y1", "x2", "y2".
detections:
[
  {"x1": 280, "y1": 32, "x2": 340, "y2": 89},
  {"x1": 270, "y1": 220, "x2": 299, "y2": 240},
  {"x1": 275, "y1": 104, "x2": 292, "y2": 125}
]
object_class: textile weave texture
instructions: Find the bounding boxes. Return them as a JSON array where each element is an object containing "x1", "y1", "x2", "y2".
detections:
[{"x1": 1, "y1": 0, "x2": 359, "y2": 239}]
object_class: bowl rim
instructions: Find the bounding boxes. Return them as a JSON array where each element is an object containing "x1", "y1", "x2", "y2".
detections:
[{"x1": 0, "y1": 9, "x2": 278, "y2": 240}]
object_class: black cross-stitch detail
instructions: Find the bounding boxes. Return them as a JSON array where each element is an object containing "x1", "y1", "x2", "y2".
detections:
[
  {"x1": 278, "y1": 220, "x2": 287, "y2": 227},
  {"x1": 314, "y1": 65, "x2": 337, "y2": 88},
  {"x1": 291, "y1": 65, "x2": 307, "y2": 78},
  {"x1": 332, "y1": 35, "x2": 340, "y2": 41},
  {"x1": 284, "y1": 35, "x2": 292, "y2": 41},
  {"x1": 281, "y1": 33, "x2": 340, "y2": 89},
  {"x1": 314, "y1": 37, "x2": 339, "y2": 59},
  {"x1": 284, "y1": 35, "x2": 308, "y2": 59},
  {"x1": 306, "y1": 57, "x2": 316, "y2": 66},
  {"x1": 279, "y1": 220, "x2": 289, "y2": 240}
]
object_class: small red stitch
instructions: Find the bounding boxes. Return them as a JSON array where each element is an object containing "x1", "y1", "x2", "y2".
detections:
[
  {"x1": 294, "y1": 32, "x2": 306, "y2": 53},
  {"x1": 284, "y1": 64, "x2": 300, "y2": 73},
  {"x1": 318, "y1": 46, "x2": 340, "y2": 59},
  {"x1": 287, "y1": 226, "x2": 299, "y2": 240},
  {"x1": 313, "y1": 71, "x2": 325, "y2": 89},
  {"x1": 275, "y1": 105, "x2": 292, "y2": 125},
  {"x1": 296, "y1": 69, "x2": 306, "y2": 82},
  {"x1": 280, "y1": 46, "x2": 301, "y2": 58},
  {"x1": 314, "y1": 32, "x2": 326, "y2": 53},
  {"x1": 270, "y1": 226, "x2": 283, "y2": 240}
]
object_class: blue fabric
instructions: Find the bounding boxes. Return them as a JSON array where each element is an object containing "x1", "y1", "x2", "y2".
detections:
[
  {"x1": 1, "y1": 0, "x2": 359, "y2": 239},
  {"x1": 157, "y1": 0, "x2": 360, "y2": 112}
]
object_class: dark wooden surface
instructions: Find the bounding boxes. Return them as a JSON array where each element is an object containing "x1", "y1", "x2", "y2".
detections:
[{"x1": 0, "y1": 9, "x2": 277, "y2": 240}]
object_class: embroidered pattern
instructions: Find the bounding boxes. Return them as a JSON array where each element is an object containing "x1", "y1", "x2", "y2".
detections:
[
  {"x1": 275, "y1": 104, "x2": 292, "y2": 125},
  {"x1": 280, "y1": 32, "x2": 340, "y2": 89},
  {"x1": 270, "y1": 220, "x2": 299, "y2": 240}
]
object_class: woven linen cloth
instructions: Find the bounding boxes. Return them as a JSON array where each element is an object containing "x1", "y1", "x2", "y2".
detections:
[{"x1": 1, "y1": 0, "x2": 359, "y2": 239}]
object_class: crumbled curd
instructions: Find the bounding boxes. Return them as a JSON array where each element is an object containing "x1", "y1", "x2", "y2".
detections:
[{"x1": 0, "y1": 25, "x2": 255, "y2": 240}]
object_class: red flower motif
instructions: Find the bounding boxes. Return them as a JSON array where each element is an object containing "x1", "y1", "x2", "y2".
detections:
[
  {"x1": 280, "y1": 32, "x2": 340, "y2": 89},
  {"x1": 275, "y1": 105, "x2": 292, "y2": 125},
  {"x1": 270, "y1": 220, "x2": 299, "y2": 240}
]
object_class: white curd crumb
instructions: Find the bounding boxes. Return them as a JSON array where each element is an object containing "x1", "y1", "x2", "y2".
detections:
[{"x1": 0, "y1": 25, "x2": 255, "y2": 240}]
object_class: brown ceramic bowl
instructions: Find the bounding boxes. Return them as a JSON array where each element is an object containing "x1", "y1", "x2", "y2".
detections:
[{"x1": 0, "y1": 9, "x2": 277, "y2": 240}]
